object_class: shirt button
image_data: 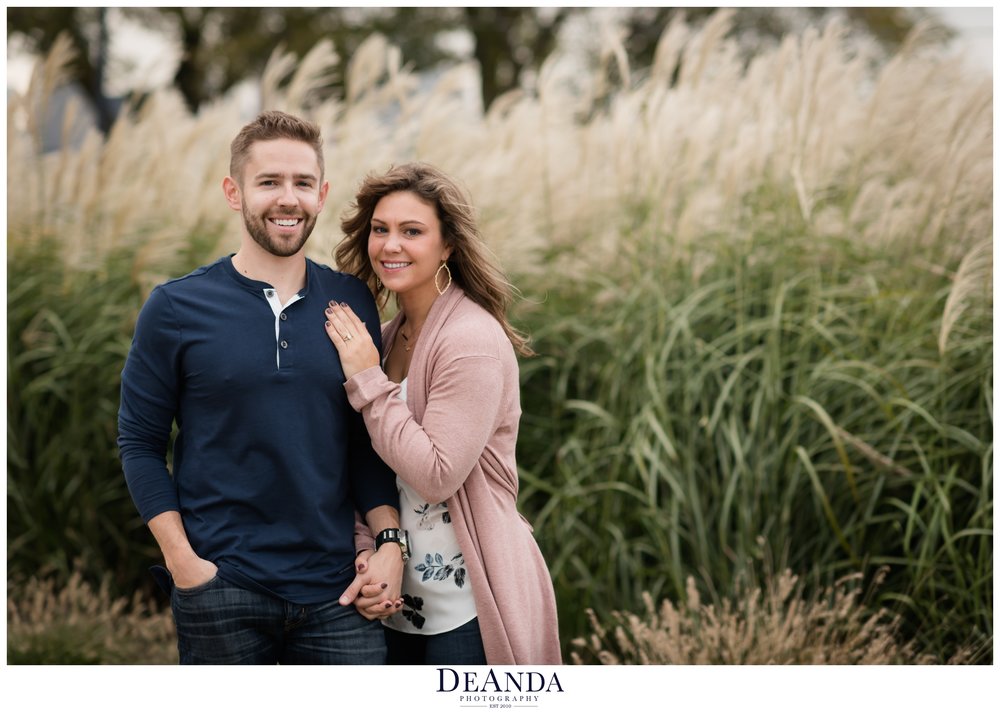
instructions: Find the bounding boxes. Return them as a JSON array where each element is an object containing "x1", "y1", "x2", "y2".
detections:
[
  {"x1": 280, "y1": 340, "x2": 289, "y2": 349},
  {"x1": 280, "y1": 313, "x2": 288, "y2": 321},
  {"x1": 265, "y1": 289, "x2": 275, "y2": 298}
]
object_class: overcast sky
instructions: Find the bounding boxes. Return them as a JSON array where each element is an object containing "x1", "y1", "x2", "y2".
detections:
[{"x1": 933, "y1": 5, "x2": 993, "y2": 70}]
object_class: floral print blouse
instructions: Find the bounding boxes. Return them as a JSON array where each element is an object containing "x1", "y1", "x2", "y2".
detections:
[{"x1": 382, "y1": 378, "x2": 478, "y2": 635}]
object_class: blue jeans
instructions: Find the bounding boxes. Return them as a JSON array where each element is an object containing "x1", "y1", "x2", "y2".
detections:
[
  {"x1": 168, "y1": 573, "x2": 387, "y2": 665},
  {"x1": 384, "y1": 617, "x2": 487, "y2": 665}
]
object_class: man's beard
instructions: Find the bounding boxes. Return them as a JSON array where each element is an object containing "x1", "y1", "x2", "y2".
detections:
[{"x1": 242, "y1": 201, "x2": 318, "y2": 257}]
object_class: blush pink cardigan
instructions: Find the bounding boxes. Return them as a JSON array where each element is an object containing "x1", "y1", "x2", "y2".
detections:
[{"x1": 345, "y1": 286, "x2": 561, "y2": 665}]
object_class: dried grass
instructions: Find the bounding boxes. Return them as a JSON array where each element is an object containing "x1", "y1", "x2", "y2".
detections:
[
  {"x1": 7, "y1": 571, "x2": 176, "y2": 665},
  {"x1": 570, "y1": 568, "x2": 977, "y2": 665}
]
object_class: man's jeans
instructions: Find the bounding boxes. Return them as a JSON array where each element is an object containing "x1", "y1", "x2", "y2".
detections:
[{"x1": 167, "y1": 573, "x2": 387, "y2": 664}]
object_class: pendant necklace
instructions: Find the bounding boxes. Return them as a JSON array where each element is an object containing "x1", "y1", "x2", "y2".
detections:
[{"x1": 400, "y1": 321, "x2": 422, "y2": 352}]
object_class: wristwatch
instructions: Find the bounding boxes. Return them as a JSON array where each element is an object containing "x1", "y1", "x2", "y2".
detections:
[{"x1": 375, "y1": 528, "x2": 410, "y2": 562}]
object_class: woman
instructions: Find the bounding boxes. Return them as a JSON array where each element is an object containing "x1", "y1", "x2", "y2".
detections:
[{"x1": 323, "y1": 163, "x2": 561, "y2": 665}]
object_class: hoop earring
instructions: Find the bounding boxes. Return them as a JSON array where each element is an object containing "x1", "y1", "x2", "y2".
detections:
[{"x1": 435, "y1": 262, "x2": 452, "y2": 296}]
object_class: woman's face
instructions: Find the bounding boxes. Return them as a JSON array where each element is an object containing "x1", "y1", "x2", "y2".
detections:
[{"x1": 368, "y1": 190, "x2": 452, "y2": 301}]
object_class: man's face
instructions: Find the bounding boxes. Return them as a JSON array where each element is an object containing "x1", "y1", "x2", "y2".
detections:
[{"x1": 231, "y1": 138, "x2": 328, "y2": 257}]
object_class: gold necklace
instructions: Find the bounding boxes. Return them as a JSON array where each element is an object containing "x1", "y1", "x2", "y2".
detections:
[{"x1": 399, "y1": 321, "x2": 423, "y2": 352}]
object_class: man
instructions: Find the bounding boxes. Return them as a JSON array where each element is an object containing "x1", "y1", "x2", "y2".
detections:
[{"x1": 118, "y1": 110, "x2": 403, "y2": 664}]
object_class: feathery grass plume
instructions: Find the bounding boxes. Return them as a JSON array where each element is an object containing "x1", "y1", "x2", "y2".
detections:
[
  {"x1": 571, "y1": 568, "x2": 981, "y2": 664},
  {"x1": 847, "y1": 45, "x2": 991, "y2": 254},
  {"x1": 284, "y1": 39, "x2": 340, "y2": 111},
  {"x1": 678, "y1": 8, "x2": 735, "y2": 88},
  {"x1": 260, "y1": 43, "x2": 301, "y2": 110},
  {"x1": 596, "y1": 21, "x2": 631, "y2": 99},
  {"x1": 939, "y1": 240, "x2": 992, "y2": 355},
  {"x1": 346, "y1": 32, "x2": 391, "y2": 105},
  {"x1": 21, "y1": 32, "x2": 78, "y2": 156},
  {"x1": 7, "y1": 569, "x2": 177, "y2": 664},
  {"x1": 649, "y1": 12, "x2": 691, "y2": 85},
  {"x1": 7, "y1": 32, "x2": 77, "y2": 233}
]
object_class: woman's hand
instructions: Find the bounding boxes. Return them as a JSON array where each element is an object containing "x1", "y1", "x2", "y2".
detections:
[
  {"x1": 339, "y1": 546, "x2": 404, "y2": 620},
  {"x1": 325, "y1": 301, "x2": 379, "y2": 380}
]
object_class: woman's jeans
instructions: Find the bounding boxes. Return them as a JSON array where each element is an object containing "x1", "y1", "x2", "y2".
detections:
[
  {"x1": 166, "y1": 572, "x2": 387, "y2": 665},
  {"x1": 384, "y1": 617, "x2": 487, "y2": 665}
]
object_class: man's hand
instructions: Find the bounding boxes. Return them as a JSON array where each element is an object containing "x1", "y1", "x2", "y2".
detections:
[
  {"x1": 147, "y1": 510, "x2": 218, "y2": 589},
  {"x1": 169, "y1": 553, "x2": 219, "y2": 589}
]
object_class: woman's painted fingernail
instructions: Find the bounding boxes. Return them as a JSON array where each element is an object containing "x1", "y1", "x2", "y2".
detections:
[
  {"x1": 325, "y1": 321, "x2": 331, "y2": 328},
  {"x1": 326, "y1": 307, "x2": 333, "y2": 314},
  {"x1": 340, "y1": 302, "x2": 348, "y2": 307}
]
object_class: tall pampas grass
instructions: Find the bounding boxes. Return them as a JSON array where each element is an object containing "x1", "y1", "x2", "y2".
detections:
[{"x1": 7, "y1": 15, "x2": 990, "y2": 283}]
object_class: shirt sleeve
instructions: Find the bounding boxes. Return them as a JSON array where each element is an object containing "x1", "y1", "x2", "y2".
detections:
[
  {"x1": 117, "y1": 286, "x2": 182, "y2": 522},
  {"x1": 345, "y1": 291, "x2": 400, "y2": 515},
  {"x1": 354, "y1": 511, "x2": 375, "y2": 553},
  {"x1": 345, "y1": 335, "x2": 505, "y2": 505}
]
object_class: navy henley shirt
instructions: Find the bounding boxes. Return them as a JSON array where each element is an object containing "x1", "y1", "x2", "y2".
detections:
[{"x1": 118, "y1": 255, "x2": 398, "y2": 604}]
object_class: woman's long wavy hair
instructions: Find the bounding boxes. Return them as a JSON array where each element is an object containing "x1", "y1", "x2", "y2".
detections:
[{"x1": 335, "y1": 163, "x2": 533, "y2": 356}]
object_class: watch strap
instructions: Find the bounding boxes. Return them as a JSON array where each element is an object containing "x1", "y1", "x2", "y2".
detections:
[
  {"x1": 375, "y1": 528, "x2": 402, "y2": 548},
  {"x1": 375, "y1": 528, "x2": 409, "y2": 561}
]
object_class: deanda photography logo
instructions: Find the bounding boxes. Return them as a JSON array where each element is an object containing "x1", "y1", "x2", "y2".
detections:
[{"x1": 436, "y1": 667, "x2": 565, "y2": 708}]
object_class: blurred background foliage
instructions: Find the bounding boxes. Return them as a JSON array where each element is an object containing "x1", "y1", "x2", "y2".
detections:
[
  {"x1": 6, "y1": 7, "x2": 991, "y2": 664},
  {"x1": 7, "y1": 7, "x2": 945, "y2": 126}
]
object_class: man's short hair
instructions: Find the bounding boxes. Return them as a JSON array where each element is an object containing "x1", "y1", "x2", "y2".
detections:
[{"x1": 229, "y1": 110, "x2": 324, "y2": 185}]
